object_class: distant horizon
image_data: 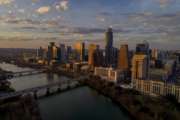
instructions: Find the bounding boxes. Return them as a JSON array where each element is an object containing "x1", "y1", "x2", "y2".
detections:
[
  {"x1": 0, "y1": 40, "x2": 179, "y2": 51},
  {"x1": 0, "y1": 0, "x2": 180, "y2": 49}
]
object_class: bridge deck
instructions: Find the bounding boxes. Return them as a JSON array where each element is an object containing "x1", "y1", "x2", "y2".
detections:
[
  {"x1": 12, "y1": 69, "x2": 46, "y2": 77},
  {"x1": 0, "y1": 78, "x2": 83, "y2": 100}
]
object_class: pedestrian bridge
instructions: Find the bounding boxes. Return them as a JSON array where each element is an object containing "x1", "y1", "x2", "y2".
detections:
[
  {"x1": 0, "y1": 78, "x2": 84, "y2": 101},
  {"x1": 12, "y1": 69, "x2": 46, "y2": 78}
]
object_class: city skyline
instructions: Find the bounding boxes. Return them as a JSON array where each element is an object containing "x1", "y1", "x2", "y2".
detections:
[{"x1": 0, "y1": 0, "x2": 180, "y2": 49}]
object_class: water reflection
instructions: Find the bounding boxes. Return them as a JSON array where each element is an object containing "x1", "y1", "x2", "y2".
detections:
[
  {"x1": 0, "y1": 62, "x2": 68, "y2": 91},
  {"x1": 39, "y1": 87, "x2": 130, "y2": 120},
  {"x1": 0, "y1": 63, "x2": 129, "y2": 120},
  {"x1": 0, "y1": 62, "x2": 33, "y2": 72},
  {"x1": 46, "y1": 73, "x2": 54, "y2": 83}
]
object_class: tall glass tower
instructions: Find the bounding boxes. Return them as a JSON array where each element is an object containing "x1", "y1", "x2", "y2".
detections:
[
  {"x1": 105, "y1": 28, "x2": 114, "y2": 67},
  {"x1": 105, "y1": 28, "x2": 113, "y2": 48}
]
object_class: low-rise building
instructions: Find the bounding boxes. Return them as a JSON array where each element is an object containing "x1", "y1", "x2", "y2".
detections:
[
  {"x1": 149, "y1": 68, "x2": 168, "y2": 81},
  {"x1": 94, "y1": 67, "x2": 122, "y2": 83},
  {"x1": 133, "y1": 79, "x2": 180, "y2": 103},
  {"x1": 73, "y1": 62, "x2": 88, "y2": 72}
]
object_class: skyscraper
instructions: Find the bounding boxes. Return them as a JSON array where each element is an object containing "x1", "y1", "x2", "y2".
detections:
[
  {"x1": 37, "y1": 46, "x2": 44, "y2": 60},
  {"x1": 74, "y1": 42, "x2": 85, "y2": 62},
  {"x1": 151, "y1": 48, "x2": 159, "y2": 60},
  {"x1": 47, "y1": 42, "x2": 57, "y2": 63},
  {"x1": 88, "y1": 44, "x2": 98, "y2": 66},
  {"x1": 136, "y1": 42, "x2": 150, "y2": 77},
  {"x1": 57, "y1": 44, "x2": 67, "y2": 63},
  {"x1": 136, "y1": 42, "x2": 149, "y2": 55},
  {"x1": 105, "y1": 28, "x2": 113, "y2": 48},
  {"x1": 94, "y1": 46, "x2": 104, "y2": 67},
  {"x1": 132, "y1": 54, "x2": 148, "y2": 80},
  {"x1": 66, "y1": 46, "x2": 72, "y2": 62},
  {"x1": 105, "y1": 28, "x2": 114, "y2": 67},
  {"x1": 118, "y1": 44, "x2": 129, "y2": 70},
  {"x1": 111, "y1": 47, "x2": 119, "y2": 68}
]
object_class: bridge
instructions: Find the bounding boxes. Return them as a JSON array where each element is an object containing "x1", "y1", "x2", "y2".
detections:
[
  {"x1": 11, "y1": 69, "x2": 46, "y2": 78},
  {"x1": 0, "y1": 77, "x2": 85, "y2": 101}
]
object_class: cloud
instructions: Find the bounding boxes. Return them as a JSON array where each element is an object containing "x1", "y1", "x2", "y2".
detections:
[
  {"x1": 18, "y1": 9, "x2": 25, "y2": 13},
  {"x1": 157, "y1": 0, "x2": 173, "y2": 8},
  {"x1": 56, "y1": 0, "x2": 69, "y2": 11},
  {"x1": 32, "y1": 0, "x2": 39, "y2": 3},
  {"x1": 96, "y1": 11, "x2": 113, "y2": 23},
  {"x1": 36, "y1": 6, "x2": 50, "y2": 14},
  {"x1": 0, "y1": 0, "x2": 13, "y2": 5},
  {"x1": 99, "y1": 12, "x2": 112, "y2": 17},
  {"x1": 96, "y1": 16, "x2": 106, "y2": 22}
]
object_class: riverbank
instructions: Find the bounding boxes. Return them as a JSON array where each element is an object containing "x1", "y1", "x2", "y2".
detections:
[
  {"x1": 82, "y1": 75, "x2": 180, "y2": 120},
  {"x1": 0, "y1": 68, "x2": 13, "y2": 80},
  {"x1": 1, "y1": 62, "x2": 180, "y2": 120},
  {"x1": 38, "y1": 86, "x2": 130, "y2": 120},
  {"x1": 0, "y1": 68, "x2": 14, "y2": 93},
  {"x1": 0, "y1": 94, "x2": 42, "y2": 120}
]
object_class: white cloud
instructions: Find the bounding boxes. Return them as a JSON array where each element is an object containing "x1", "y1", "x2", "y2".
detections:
[
  {"x1": 36, "y1": 6, "x2": 50, "y2": 14},
  {"x1": 158, "y1": 0, "x2": 172, "y2": 8},
  {"x1": 56, "y1": 0, "x2": 69, "y2": 11},
  {"x1": 18, "y1": 9, "x2": 25, "y2": 13},
  {"x1": 96, "y1": 16, "x2": 106, "y2": 22},
  {"x1": 0, "y1": 0, "x2": 13, "y2": 5},
  {"x1": 32, "y1": 0, "x2": 39, "y2": 2}
]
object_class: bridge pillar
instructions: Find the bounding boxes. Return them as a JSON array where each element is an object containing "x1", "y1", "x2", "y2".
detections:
[
  {"x1": 19, "y1": 73, "x2": 22, "y2": 76},
  {"x1": 67, "y1": 81, "x2": 71, "y2": 90},
  {"x1": 33, "y1": 90, "x2": 38, "y2": 99},
  {"x1": 46, "y1": 88, "x2": 50, "y2": 96},
  {"x1": 57, "y1": 85, "x2": 61, "y2": 92}
]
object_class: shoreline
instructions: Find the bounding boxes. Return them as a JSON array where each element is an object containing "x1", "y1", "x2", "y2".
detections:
[{"x1": 1, "y1": 62, "x2": 180, "y2": 120}]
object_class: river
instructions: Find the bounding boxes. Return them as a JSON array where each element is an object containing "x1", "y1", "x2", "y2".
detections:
[{"x1": 0, "y1": 62, "x2": 130, "y2": 120}]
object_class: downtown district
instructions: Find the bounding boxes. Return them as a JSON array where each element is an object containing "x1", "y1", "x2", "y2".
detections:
[{"x1": 26, "y1": 28, "x2": 180, "y2": 103}]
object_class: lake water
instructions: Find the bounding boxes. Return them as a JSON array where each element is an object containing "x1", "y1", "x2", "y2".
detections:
[{"x1": 0, "y1": 63, "x2": 130, "y2": 120}]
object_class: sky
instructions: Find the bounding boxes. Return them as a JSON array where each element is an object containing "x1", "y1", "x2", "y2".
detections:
[{"x1": 0, "y1": 0, "x2": 180, "y2": 49}]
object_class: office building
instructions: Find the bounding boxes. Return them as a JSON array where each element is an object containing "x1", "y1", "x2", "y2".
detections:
[
  {"x1": 151, "y1": 48, "x2": 159, "y2": 60},
  {"x1": 47, "y1": 42, "x2": 57, "y2": 63},
  {"x1": 94, "y1": 67, "x2": 122, "y2": 83},
  {"x1": 118, "y1": 44, "x2": 129, "y2": 70},
  {"x1": 136, "y1": 42, "x2": 150, "y2": 76},
  {"x1": 105, "y1": 28, "x2": 113, "y2": 67},
  {"x1": 105, "y1": 27, "x2": 113, "y2": 48},
  {"x1": 57, "y1": 44, "x2": 67, "y2": 63},
  {"x1": 136, "y1": 42, "x2": 149, "y2": 55},
  {"x1": 111, "y1": 47, "x2": 119, "y2": 68},
  {"x1": 88, "y1": 44, "x2": 98, "y2": 66},
  {"x1": 37, "y1": 47, "x2": 43, "y2": 59},
  {"x1": 132, "y1": 54, "x2": 148, "y2": 80},
  {"x1": 67, "y1": 46, "x2": 72, "y2": 62},
  {"x1": 74, "y1": 42, "x2": 85, "y2": 62},
  {"x1": 94, "y1": 47, "x2": 104, "y2": 67},
  {"x1": 133, "y1": 79, "x2": 180, "y2": 103}
]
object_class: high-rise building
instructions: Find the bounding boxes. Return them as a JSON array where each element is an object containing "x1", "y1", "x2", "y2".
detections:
[
  {"x1": 67, "y1": 46, "x2": 72, "y2": 62},
  {"x1": 105, "y1": 28, "x2": 114, "y2": 67},
  {"x1": 47, "y1": 42, "x2": 57, "y2": 63},
  {"x1": 136, "y1": 42, "x2": 149, "y2": 55},
  {"x1": 57, "y1": 44, "x2": 67, "y2": 63},
  {"x1": 88, "y1": 44, "x2": 98, "y2": 66},
  {"x1": 94, "y1": 47, "x2": 104, "y2": 67},
  {"x1": 132, "y1": 54, "x2": 148, "y2": 80},
  {"x1": 105, "y1": 28, "x2": 113, "y2": 48},
  {"x1": 37, "y1": 46, "x2": 44, "y2": 60},
  {"x1": 74, "y1": 42, "x2": 85, "y2": 62},
  {"x1": 151, "y1": 48, "x2": 159, "y2": 60},
  {"x1": 118, "y1": 44, "x2": 129, "y2": 70},
  {"x1": 136, "y1": 42, "x2": 150, "y2": 76},
  {"x1": 111, "y1": 47, "x2": 119, "y2": 68}
]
